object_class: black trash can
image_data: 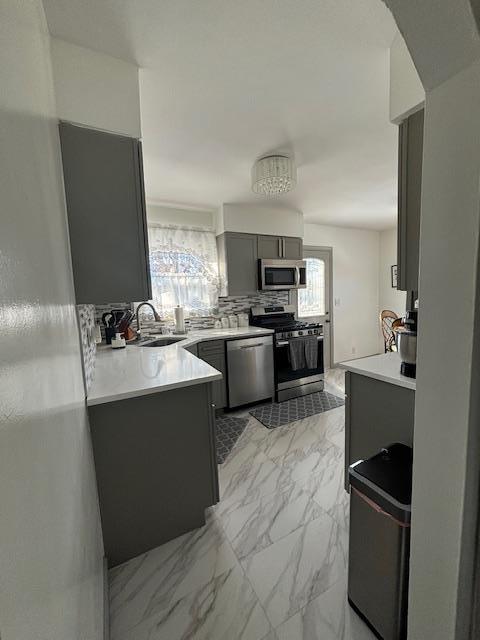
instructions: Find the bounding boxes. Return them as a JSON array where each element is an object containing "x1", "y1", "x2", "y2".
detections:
[{"x1": 348, "y1": 443, "x2": 413, "y2": 640}]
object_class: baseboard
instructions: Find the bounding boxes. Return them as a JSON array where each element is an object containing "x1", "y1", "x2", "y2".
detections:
[{"x1": 103, "y1": 557, "x2": 109, "y2": 640}]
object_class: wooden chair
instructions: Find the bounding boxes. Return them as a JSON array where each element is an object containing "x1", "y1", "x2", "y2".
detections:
[{"x1": 380, "y1": 309, "x2": 399, "y2": 352}]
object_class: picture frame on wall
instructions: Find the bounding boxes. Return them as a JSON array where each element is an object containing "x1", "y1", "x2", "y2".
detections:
[{"x1": 391, "y1": 264, "x2": 398, "y2": 288}]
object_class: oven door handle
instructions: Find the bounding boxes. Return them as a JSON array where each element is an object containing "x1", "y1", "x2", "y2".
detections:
[{"x1": 276, "y1": 336, "x2": 323, "y2": 346}]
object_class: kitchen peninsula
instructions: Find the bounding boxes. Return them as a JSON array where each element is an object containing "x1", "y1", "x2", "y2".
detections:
[{"x1": 341, "y1": 352, "x2": 416, "y2": 489}]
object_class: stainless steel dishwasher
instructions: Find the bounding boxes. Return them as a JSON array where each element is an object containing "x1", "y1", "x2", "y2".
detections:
[{"x1": 226, "y1": 336, "x2": 274, "y2": 408}]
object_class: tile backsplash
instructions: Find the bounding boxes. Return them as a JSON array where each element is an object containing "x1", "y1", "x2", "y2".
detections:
[
  {"x1": 76, "y1": 304, "x2": 96, "y2": 393},
  {"x1": 93, "y1": 292, "x2": 290, "y2": 335},
  {"x1": 218, "y1": 291, "x2": 289, "y2": 315}
]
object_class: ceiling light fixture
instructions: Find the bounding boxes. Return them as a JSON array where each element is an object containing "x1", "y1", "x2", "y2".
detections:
[{"x1": 251, "y1": 155, "x2": 297, "y2": 196}]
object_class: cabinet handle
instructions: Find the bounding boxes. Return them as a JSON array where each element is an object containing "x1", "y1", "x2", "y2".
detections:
[
  {"x1": 278, "y1": 237, "x2": 282, "y2": 257},
  {"x1": 282, "y1": 238, "x2": 286, "y2": 257}
]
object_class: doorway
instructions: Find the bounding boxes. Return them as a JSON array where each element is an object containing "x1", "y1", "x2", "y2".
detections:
[{"x1": 291, "y1": 246, "x2": 333, "y2": 369}]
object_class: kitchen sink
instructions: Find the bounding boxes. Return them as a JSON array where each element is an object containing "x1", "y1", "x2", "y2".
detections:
[{"x1": 139, "y1": 336, "x2": 185, "y2": 347}]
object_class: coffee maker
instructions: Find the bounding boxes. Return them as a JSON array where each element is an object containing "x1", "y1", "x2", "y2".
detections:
[{"x1": 397, "y1": 310, "x2": 418, "y2": 378}]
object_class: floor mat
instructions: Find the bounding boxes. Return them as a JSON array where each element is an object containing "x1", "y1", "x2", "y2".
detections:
[
  {"x1": 249, "y1": 391, "x2": 344, "y2": 429},
  {"x1": 215, "y1": 415, "x2": 249, "y2": 464}
]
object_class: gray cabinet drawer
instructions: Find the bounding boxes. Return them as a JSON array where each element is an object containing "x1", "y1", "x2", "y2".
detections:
[{"x1": 198, "y1": 340, "x2": 225, "y2": 357}]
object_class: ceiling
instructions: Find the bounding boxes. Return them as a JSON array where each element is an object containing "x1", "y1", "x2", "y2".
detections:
[{"x1": 43, "y1": 0, "x2": 399, "y2": 230}]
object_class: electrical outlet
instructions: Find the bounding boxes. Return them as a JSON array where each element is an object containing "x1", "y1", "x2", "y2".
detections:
[
  {"x1": 334, "y1": 297, "x2": 341, "y2": 307},
  {"x1": 352, "y1": 346, "x2": 356, "y2": 355}
]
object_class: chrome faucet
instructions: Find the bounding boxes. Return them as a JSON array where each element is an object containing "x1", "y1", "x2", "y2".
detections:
[{"x1": 135, "y1": 302, "x2": 161, "y2": 336}]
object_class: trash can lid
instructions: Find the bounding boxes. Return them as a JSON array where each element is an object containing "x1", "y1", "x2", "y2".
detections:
[{"x1": 349, "y1": 443, "x2": 413, "y2": 522}]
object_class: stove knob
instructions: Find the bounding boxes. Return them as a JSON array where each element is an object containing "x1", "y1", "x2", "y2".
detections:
[
  {"x1": 298, "y1": 331, "x2": 303, "y2": 336},
  {"x1": 308, "y1": 329, "x2": 312, "y2": 335}
]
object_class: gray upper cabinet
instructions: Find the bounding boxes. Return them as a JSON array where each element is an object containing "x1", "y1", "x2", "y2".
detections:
[
  {"x1": 257, "y1": 234, "x2": 303, "y2": 259},
  {"x1": 59, "y1": 122, "x2": 152, "y2": 304},
  {"x1": 283, "y1": 236, "x2": 303, "y2": 259},
  {"x1": 217, "y1": 232, "x2": 258, "y2": 296},
  {"x1": 397, "y1": 108, "x2": 424, "y2": 292},
  {"x1": 257, "y1": 234, "x2": 283, "y2": 259}
]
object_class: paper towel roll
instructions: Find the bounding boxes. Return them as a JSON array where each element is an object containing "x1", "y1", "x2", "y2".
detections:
[{"x1": 174, "y1": 306, "x2": 185, "y2": 334}]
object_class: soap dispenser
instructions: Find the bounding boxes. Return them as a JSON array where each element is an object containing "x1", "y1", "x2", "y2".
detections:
[{"x1": 111, "y1": 332, "x2": 126, "y2": 349}]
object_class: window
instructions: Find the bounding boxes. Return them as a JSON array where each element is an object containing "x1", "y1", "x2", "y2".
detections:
[
  {"x1": 148, "y1": 225, "x2": 219, "y2": 318},
  {"x1": 298, "y1": 257, "x2": 325, "y2": 317}
]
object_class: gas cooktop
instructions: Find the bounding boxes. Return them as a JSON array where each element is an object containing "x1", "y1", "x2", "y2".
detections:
[{"x1": 249, "y1": 305, "x2": 323, "y2": 340}]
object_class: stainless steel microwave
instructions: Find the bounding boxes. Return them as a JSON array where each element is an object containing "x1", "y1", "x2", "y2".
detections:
[{"x1": 258, "y1": 259, "x2": 307, "y2": 290}]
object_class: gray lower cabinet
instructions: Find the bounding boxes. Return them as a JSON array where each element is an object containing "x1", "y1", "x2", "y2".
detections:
[
  {"x1": 185, "y1": 343, "x2": 198, "y2": 357},
  {"x1": 397, "y1": 108, "x2": 424, "y2": 292},
  {"x1": 88, "y1": 383, "x2": 218, "y2": 568},
  {"x1": 344, "y1": 371, "x2": 415, "y2": 490},
  {"x1": 59, "y1": 122, "x2": 151, "y2": 304},
  {"x1": 197, "y1": 340, "x2": 227, "y2": 409},
  {"x1": 217, "y1": 232, "x2": 258, "y2": 296}
]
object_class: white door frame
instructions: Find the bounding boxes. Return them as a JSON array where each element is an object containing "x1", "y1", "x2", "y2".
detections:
[{"x1": 290, "y1": 245, "x2": 334, "y2": 368}]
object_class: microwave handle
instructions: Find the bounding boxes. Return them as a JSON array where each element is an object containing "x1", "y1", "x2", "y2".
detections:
[{"x1": 295, "y1": 266, "x2": 300, "y2": 286}]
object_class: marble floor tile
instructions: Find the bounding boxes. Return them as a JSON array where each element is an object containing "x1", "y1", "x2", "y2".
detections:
[
  {"x1": 242, "y1": 512, "x2": 344, "y2": 628},
  {"x1": 219, "y1": 450, "x2": 294, "y2": 508},
  {"x1": 109, "y1": 517, "x2": 237, "y2": 638},
  {"x1": 298, "y1": 459, "x2": 346, "y2": 517},
  {"x1": 275, "y1": 578, "x2": 376, "y2": 640},
  {"x1": 272, "y1": 438, "x2": 343, "y2": 486},
  {"x1": 324, "y1": 368, "x2": 346, "y2": 397},
  {"x1": 214, "y1": 483, "x2": 324, "y2": 560},
  {"x1": 257, "y1": 414, "x2": 332, "y2": 460},
  {"x1": 115, "y1": 565, "x2": 273, "y2": 640},
  {"x1": 219, "y1": 437, "x2": 267, "y2": 480}
]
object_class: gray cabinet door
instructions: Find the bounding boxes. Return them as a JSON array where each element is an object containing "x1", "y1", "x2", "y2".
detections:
[
  {"x1": 217, "y1": 232, "x2": 258, "y2": 295},
  {"x1": 59, "y1": 122, "x2": 151, "y2": 304},
  {"x1": 258, "y1": 234, "x2": 282, "y2": 258},
  {"x1": 89, "y1": 383, "x2": 218, "y2": 567},
  {"x1": 257, "y1": 235, "x2": 303, "y2": 259},
  {"x1": 397, "y1": 108, "x2": 424, "y2": 292},
  {"x1": 198, "y1": 340, "x2": 227, "y2": 409},
  {"x1": 344, "y1": 371, "x2": 415, "y2": 490},
  {"x1": 283, "y1": 236, "x2": 303, "y2": 259}
]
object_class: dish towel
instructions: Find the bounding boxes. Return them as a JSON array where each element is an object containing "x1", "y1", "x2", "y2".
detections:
[
  {"x1": 289, "y1": 338, "x2": 307, "y2": 371},
  {"x1": 288, "y1": 336, "x2": 319, "y2": 371},
  {"x1": 304, "y1": 335, "x2": 318, "y2": 369}
]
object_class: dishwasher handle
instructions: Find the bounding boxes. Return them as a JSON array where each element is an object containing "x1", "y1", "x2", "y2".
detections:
[
  {"x1": 240, "y1": 342, "x2": 265, "y2": 349},
  {"x1": 227, "y1": 336, "x2": 273, "y2": 352}
]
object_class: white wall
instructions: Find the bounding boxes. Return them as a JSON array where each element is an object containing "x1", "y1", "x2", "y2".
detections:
[
  {"x1": 148, "y1": 203, "x2": 215, "y2": 229},
  {"x1": 379, "y1": 227, "x2": 406, "y2": 316},
  {"x1": 389, "y1": 32, "x2": 424, "y2": 124},
  {"x1": 408, "y1": 59, "x2": 480, "y2": 640},
  {"x1": 51, "y1": 37, "x2": 141, "y2": 137},
  {"x1": 218, "y1": 203, "x2": 303, "y2": 238},
  {"x1": 303, "y1": 223, "x2": 381, "y2": 363},
  {"x1": 0, "y1": 3, "x2": 104, "y2": 639}
]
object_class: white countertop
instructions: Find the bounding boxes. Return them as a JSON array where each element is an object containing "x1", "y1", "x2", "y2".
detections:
[
  {"x1": 87, "y1": 326, "x2": 274, "y2": 406},
  {"x1": 340, "y1": 352, "x2": 416, "y2": 391}
]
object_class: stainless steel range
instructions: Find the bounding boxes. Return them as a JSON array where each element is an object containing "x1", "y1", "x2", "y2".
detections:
[{"x1": 249, "y1": 305, "x2": 324, "y2": 402}]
